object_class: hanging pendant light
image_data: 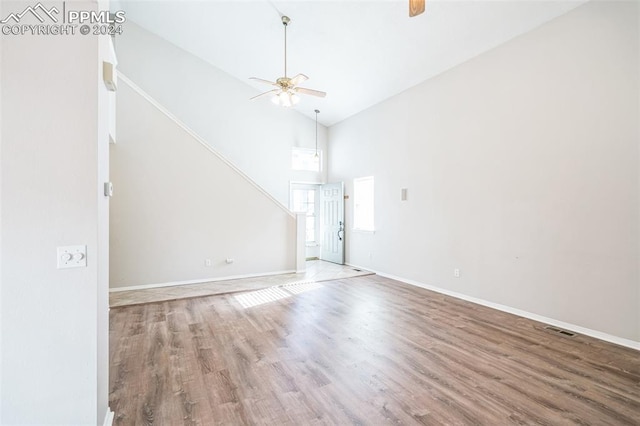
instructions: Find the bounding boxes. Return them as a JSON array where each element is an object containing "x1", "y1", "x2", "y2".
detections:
[{"x1": 314, "y1": 109, "x2": 320, "y2": 158}]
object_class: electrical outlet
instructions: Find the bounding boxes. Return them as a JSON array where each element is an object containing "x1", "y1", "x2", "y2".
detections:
[
  {"x1": 454, "y1": 268, "x2": 460, "y2": 278},
  {"x1": 205, "y1": 259, "x2": 212, "y2": 267}
]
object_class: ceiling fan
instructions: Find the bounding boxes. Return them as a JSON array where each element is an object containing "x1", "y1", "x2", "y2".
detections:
[
  {"x1": 409, "y1": 0, "x2": 425, "y2": 17},
  {"x1": 249, "y1": 15, "x2": 326, "y2": 107}
]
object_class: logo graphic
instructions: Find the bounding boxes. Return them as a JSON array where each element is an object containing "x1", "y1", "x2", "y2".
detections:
[
  {"x1": 1, "y1": 2, "x2": 125, "y2": 36},
  {"x1": 0, "y1": 2, "x2": 59, "y2": 24}
]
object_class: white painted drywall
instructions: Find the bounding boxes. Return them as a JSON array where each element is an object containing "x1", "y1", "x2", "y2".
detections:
[
  {"x1": 329, "y1": 1, "x2": 639, "y2": 342},
  {"x1": 110, "y1": 80, "x2": 296, "y2": 289},
  {"x1": 0, "y1": 1, "x2": 4, "y2": 418},
  {"x1": 97, "y1": 8, "x2": 113, "y2": 422},
  {"x1": 114, "y1": 21, "x2": 328, "y2": 207},
  {"x1": 0, "y1": 1, "x2": 110, "y2": 424},
  {"x1": 637, "y1": 0, "x2": 640, "y2": 351}
]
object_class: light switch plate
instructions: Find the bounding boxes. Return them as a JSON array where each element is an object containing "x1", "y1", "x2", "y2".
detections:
[{"x1": 57, "y1": 245, "x2": 87, "y2": 269}]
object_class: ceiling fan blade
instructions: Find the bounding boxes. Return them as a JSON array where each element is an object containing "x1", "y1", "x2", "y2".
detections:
[
  {"x1": 296, "y1": 87, "x2": 326, "y2": 98},
  {"x1": 293, "y1": 87, "x2": 327, "y2": 98},
  {"x1": 250, "y1": 89, "x2": 279, "y2": 101},
  {"x1": 249, "y1": 77, "x2": 279, "y2": 86},
  {"x1": 409, "y1": 0, "x2": 425, "y2": 17},
  {"x1": 289, "y1": 73, "x2": 309, "y2": 87}
]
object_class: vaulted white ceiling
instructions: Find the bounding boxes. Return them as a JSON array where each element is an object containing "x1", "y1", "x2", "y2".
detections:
[{"x1": 115, "y1": 0, "x2": 585, "y2": 126}]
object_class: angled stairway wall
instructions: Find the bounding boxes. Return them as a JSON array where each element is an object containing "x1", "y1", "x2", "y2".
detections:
[{"x1": 110, "y1": 76, "x2": 296, "y2": 290}]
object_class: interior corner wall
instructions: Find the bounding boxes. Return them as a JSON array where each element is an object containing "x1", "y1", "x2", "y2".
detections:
[
  {"x1": 96, "y1": 4, "x2": 112, "y2": 422},
  {"x1": 115, "y1": 21, "x2": 328, "y2": 207},
  {"x1": 0, "y1": 2, "x2": 4, "y2": 419},
  {"x1": 110, "y1": 81, "x2": 296, "y2": 289},
  {"x1": 328, "y1": 1, "x2": 640, "y2": 342},
  {"x1": 637, "y1": 0, "x2": 640, "y2": 343},
  {"x1": 1, "y1": 1, "x2": 109, "y2": 424}
]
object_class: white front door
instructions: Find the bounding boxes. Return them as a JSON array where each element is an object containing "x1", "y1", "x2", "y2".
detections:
[{"x1": 320, "y1": 182, "x2": 345, "y2": 264}]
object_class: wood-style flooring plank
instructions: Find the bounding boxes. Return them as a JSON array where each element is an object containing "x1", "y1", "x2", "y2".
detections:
[{"x1": 110, "y1": 275, "x2": 640, "y2": 425}]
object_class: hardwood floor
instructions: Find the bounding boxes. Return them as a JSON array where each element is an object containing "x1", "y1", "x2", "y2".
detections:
[{"x1": 109, "y1": 275, "x2": 640, "y2": 425}]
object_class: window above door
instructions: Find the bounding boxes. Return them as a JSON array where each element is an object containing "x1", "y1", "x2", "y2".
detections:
[{"x1": 291, "y1": 147, "x2": 322, "y2": 172}]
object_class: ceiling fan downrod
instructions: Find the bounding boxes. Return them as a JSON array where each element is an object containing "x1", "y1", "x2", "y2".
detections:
[{"x1": 282, "y1": 15, "x2": 290, "y2": 78}]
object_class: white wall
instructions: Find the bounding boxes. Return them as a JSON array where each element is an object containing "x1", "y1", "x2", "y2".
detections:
[
  {"x1": 115, "y1": 21, "x2": 328, "y2": 207},
  {"x1": 96, "y1": 5, "x2": 113, "y2": 421},
  {"x1": 110, "y1": 79, "x2": 297, "y2": 289},
  {"x1": 0, "y1": 1, "x2": 110, "y2": 424},
  {"x1": 0, "y1": 1, "x2": 4, "y2": 418},
  {"x1": 329, "y1": 1, "x2": 639, "y2": 343}
]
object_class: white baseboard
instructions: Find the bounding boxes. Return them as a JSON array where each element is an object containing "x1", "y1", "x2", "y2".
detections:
[
  {"x1": 109, "y1": 270, "x2": 296, "y2": 293},
  {"x1": 103, "y1": 409, "x2": 114, "y2": 426},
  {"x1": 347, "y1": 263, "x2": 640, "y2": 351}
]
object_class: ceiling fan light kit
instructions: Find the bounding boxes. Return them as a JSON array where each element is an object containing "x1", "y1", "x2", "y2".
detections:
[
  {"x1": 272, "y1": 90, "x2": 300, "y2": 107},
  {"x1": 249, "y1": 15, "x2": 326, "y2": 107}
]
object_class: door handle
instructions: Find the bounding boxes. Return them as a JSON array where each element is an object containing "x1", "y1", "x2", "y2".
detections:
[{"x1": 338, "y1": 221, "x2": 344, "y2": 241}]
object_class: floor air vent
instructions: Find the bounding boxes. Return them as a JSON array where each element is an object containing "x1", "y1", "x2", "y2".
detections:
[{"x1": 545, "y1": 326, "x2": 576, "y2": 337}]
